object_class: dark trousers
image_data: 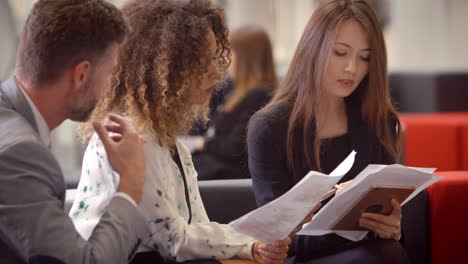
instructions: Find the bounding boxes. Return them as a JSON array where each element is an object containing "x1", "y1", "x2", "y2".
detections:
[
  {"x1": 131, "y1": 251, "x2": 221, "y2": 264},
  {"x1": 289, "y1": 239, "x2": 410, "y2": 264}
]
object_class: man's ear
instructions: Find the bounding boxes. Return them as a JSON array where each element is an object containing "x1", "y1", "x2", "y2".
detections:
[{"x1": 70, "y1": 60, "x2": 92, "y2": 93}]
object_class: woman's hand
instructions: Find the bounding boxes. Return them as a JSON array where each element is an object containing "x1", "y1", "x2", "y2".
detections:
[
  {"x1": 335, "y1": 180, "x2": 352, "y2": 195},
  {"x1": 359, "y1": 199, "x2": 402, "y2": 240},
  {"x1": 252, "y1": 237, "x2": 291, "y2": 264},
  {"x1": 194, "y1": 137, "x2": 205, "y2": 151},
  {"x1": 289, "y1": 203, "x2": 321, "y2": 237}
]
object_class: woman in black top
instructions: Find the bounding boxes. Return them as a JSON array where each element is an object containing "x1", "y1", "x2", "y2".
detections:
[
  {"x1": 248, "y1": 0, "x2": 402, "y2": 261},
  {"x1": 193, "y1": 26, "x2": 276, "y2": 180}
]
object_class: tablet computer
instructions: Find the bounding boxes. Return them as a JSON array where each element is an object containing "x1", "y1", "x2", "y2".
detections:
[{"x1": 331, "y1": 184, "x2": 415, "y2": 231}]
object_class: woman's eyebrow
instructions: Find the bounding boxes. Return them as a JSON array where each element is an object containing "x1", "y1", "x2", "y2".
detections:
[{"x1": 336, "y1": 42, "x2": 370, "y2": 51}]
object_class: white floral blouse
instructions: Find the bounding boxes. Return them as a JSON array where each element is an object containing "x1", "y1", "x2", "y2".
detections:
[{"x1": 69, "y1": 133, "x2": 254, "y2": 262}]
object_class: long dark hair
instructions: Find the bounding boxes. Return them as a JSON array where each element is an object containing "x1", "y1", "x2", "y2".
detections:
[
  {"x1": 261, "y1": 0, "x2": 401, "y2": 174},
  {"x1": 224, "y1": 26, "x2": 277, "y2": 112}
]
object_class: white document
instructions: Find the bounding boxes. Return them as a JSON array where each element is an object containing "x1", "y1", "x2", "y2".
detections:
[
  {"x1": 297, "y1": 164, "x2": 441, "y2": 241},
  {"x1": 229, "y1": 151, "x2": 356, "y2": 244}
]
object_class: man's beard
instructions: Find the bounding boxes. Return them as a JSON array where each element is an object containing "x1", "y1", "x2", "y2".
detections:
[{"x1": 69, "y1": 81, "x2": 98, "y2": 122}]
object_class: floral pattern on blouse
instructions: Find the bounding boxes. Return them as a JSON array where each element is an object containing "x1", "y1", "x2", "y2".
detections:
[{"x1": 69, "y1": 133, "x2": 254, "y2": 262}]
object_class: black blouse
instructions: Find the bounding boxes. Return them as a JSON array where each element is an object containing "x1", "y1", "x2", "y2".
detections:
[
  {"x1": 193, "y1": 86, "x2": 271, "y2": 180},
  {"x1": 247, "y1": 99, "x2": 397, "y2": 260},
  {"x1": 320, "y1": 133, "x2": 351, "y2": 173}
]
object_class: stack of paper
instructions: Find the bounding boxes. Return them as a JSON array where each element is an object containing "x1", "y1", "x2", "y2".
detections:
[
  {"x1": 297, "y1": 164, "x2": 441, "y2": 241},
  {"x1": 230, "y1": 150, "x2": 442, "y2": 243},
  {"x1": 229, "y1": 151, "x2": 356, "y2": 244}
]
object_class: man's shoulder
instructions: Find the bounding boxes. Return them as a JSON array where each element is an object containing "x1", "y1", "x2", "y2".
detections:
[
  {"x1": 0, "y1": 106, "x2": 42, "y2": 151},
  {"x1": 0, "y1": 107, "x2": 63, "y2": 195}
]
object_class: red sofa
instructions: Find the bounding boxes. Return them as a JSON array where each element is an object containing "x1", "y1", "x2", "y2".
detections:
[
  {"x1": 399, "y1": 112, "x2": 468, "y2": 170},
  {"x1": 428, "y1": 171, "x2": 468, "y2": 264}
]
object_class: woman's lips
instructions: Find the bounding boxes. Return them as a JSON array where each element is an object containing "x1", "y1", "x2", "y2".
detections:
[{"x1": 338, "y1": 79, "x2": 354, "y2": 88}]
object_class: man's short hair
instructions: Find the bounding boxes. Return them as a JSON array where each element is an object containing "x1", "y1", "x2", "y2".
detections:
[{"x1": 17, "y1": 0, "x2": 129, "y2": 86}]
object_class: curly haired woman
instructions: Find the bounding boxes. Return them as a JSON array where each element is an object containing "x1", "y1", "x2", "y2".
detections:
[{"x1": 68, "y1": 0, "x2": 290, "y2": 264}]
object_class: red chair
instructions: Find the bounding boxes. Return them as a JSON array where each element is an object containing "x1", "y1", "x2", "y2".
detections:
[
  {"x1": 400, "y1": 112, "x2": 468, "y2": 170},
  {"x1": 400, "y1": 114, "x2": 459, "y2": 170},
  {"x1": 428, "y1": 171, "x2": 468, "y2": 264},
  {"x1": 462, "y1": 125, "x2": 468, "y2": 170}
]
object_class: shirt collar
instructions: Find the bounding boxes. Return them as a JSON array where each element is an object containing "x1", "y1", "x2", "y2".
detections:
[{"x1": 17, "y1": 82, "x2": 51, "y2": 147}]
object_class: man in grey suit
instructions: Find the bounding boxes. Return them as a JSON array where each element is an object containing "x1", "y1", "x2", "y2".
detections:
[{"x1": 0, "y1": 0, "x2": 150, "y2": 263}]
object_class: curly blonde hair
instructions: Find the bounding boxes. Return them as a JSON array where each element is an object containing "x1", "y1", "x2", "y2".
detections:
[{"x1": 79, "y1": 0, "x2": 230, "y2": 148}]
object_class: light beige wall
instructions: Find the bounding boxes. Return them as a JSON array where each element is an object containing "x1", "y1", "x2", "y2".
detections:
[
  {"x1": 225, "y1": 0, "x2": 468, "y2": 72},
  {"x1": 224, "y1": 0, "x2": 315, "y2": 68},
  {"x1": 272, "y1": 0, "x2": 315, "y2": 65},
  {"x1": 0, "y1": 1, "x2": 17, "y2": 81},
  {"x1": 386, "y1": 0, "x2": 468, "y2": 72},
  {"x1": 447, "y1": 0, "x2": 468, "y2": 71}
]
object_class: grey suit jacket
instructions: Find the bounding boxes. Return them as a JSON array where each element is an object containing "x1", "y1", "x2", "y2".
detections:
[{"x1": 0, "y1": 76, "x2": 149, "y2": 264}]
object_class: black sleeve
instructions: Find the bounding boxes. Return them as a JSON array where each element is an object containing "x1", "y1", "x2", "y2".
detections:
[
  {"x1": 204, "y1": 89, "x2": 270, "y2": 160},
  {"x1": 247, "y1": 113, "x2": 291, "y2": 207},
  {"x1": 248, "y1": 112, "x2": 308, "y2": 258},
  {"x1": 371, "y1": 115, "x2": 406, "y2": 243},
  {"x1": 248, "y1": 111, "x2": 371, "y2": 260}
]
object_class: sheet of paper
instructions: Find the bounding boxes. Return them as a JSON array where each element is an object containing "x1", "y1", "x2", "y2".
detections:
[
  {"x1": 297, "y1": 164, "x2": 441, "y2": 241},
  {"x1": 229, "y1": 151, "x2": 356, "y2": 244}
]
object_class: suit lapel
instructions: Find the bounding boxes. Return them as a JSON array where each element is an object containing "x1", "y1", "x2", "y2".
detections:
[{"x1": 0, "y1": 75, "x2": 39, "y2": 134}]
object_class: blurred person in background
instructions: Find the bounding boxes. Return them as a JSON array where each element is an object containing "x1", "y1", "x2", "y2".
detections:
[{"x1": 193, "y1": 26, "x2": 277, "y2": 180}]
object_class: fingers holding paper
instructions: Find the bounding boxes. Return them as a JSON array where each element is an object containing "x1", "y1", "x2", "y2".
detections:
[
  {"x1": 359, "y1": 198, "x2": 402, "y2": 240},
  {"x1": 253, "y1": 237, "x2": 291, "y2": 264},
  {"x1": 336, "y1": 180, "x2": 352, "y2": 195}
]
